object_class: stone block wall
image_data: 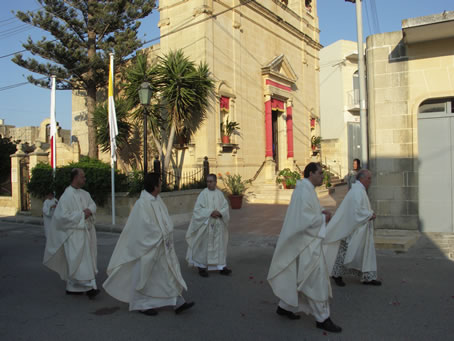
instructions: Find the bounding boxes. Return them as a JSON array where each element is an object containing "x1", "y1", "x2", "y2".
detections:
[{"x1": 366, "y1": 31, "x2": 417, "y2": 230}]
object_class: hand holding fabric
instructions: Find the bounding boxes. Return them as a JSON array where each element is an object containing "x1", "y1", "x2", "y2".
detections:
[
  {"x1": 84, "y1": 208, "x2": 93, "y2": 219},
  {"x1": 322, "y1": 210, "x2": 332, "y2": 224}
]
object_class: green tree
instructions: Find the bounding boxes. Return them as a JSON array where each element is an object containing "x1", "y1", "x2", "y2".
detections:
[
  {"x1": 122, "y1": 50, "x2": 214, "y2": 175},
  {"x1": 0, "y1": 136, "x2": 17, "y2": 194},
  {"x1": 12, "y1": 0, "x2": 156, "y2": 159}
]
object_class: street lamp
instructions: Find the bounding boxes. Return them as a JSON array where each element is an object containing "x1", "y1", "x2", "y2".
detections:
[{"x1": 138, "y1": 82, "x2": 153, "y2": 177}]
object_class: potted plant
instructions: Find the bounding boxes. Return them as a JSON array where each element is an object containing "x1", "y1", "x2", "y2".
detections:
[
  {"x1": 276, "y1": 168, "x2": 301, "y2": 189},
  {"x1": 220, "y1": 118, "x2": 240, "y2": 144},
  {"x1": 311, "y1": 136, "x2": 321, "y2": 151},
  {"x1": 219, "y1": 172, "x2": 249, "y2": 209}
]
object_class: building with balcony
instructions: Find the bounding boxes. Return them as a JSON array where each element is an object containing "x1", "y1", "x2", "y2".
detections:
[{"x1": 319, "y1": 40, "x2": 363, "y2": 178}]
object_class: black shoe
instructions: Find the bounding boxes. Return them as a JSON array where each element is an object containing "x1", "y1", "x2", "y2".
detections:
[
  {"x1": 219, "y1": 267, "x2": 232, "y2": 276},
  {"x1": 86, "y1": 289, "x2": 101, "y2": 299},
  {"x1": 363, "y1": 280, "x2": 382, "y2": 286},
  {"x1": 140, "y1": 309, "x2": 158, "y2": 316},
  {"x1": 66, "y1": 290, "x2": 84, "y2": 296},
  {"x1": 276, "y1": 306, "x2": 300, "y2": 320},
  {"x1": 198, "y1": 267, "x2": 208, "y2": 277},
  {"x1": 175, "y1": 301, "x2": 195, "y2": 315},
  {"x1": 332, "y1": 276, "x2": 346, "y2": 287},
  {"x1": 316, "y1": 318, "x2": 342, "y2": 333}
]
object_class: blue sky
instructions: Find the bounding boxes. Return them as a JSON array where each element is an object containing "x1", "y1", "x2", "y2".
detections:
[{"x1": 0, "y1": 0, "x2": 452, "y2": 131}]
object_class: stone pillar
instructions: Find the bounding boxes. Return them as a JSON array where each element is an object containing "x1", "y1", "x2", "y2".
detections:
[
  {"x1": 264, "y1": 95, "x2": 275, "y2": 181},
  {"x1": 29, "y1": 141, "x2": 49, "y2": 175},
  {"x1": 286, "y1": 100, "x2": 294, "y2": 159},
  {"x1": 10, "y1": 146, "x2": 26, "y2": 213},
  {"x1": 265, "y1": 99, "x2": 273, "y2": 158}
]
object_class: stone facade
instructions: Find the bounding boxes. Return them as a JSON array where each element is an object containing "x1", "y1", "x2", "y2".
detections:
[
  {"x1": 72, "y1": 0, "x2": 322, "y2": 180},
  {"x1": 367, "y1": 11, "x2": 454, "y2": 232},
  {"x1": 0, "y1": 118, "x2": 70, "y2": 146}
]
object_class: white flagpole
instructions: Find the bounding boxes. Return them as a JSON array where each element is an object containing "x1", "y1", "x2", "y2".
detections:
[
  {"x1": 108, "y1": 53, "x2": 118, "y2": 225},
  {"x1": 50, "y1": 75, "x2": 57, "y2": 183}
]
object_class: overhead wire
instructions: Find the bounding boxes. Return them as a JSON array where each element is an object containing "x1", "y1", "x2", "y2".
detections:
[
  {"x1": 363, "y1": 0, "x2": 373, "y2": 36},
  {"x1": 370, "y1": 0, "x2": 381, "y2": 33},
  {"x1": 0, "y1": 0, "x2": 256, "y2": 91}
]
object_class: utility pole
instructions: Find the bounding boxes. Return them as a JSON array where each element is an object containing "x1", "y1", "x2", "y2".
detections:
[{"x1": 346, "y1": 0, "x2": 368, "y2": 168}]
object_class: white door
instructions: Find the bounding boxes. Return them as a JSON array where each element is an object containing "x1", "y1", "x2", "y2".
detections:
[{"x1": 418, "y1": 98, "x2": 454, "y2": 233}]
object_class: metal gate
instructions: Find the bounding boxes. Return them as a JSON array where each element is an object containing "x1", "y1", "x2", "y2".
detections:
[{"x1": 19, "y1": 157, "x2": 30, "y2": 211}]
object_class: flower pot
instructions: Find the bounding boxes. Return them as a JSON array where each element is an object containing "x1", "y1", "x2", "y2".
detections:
[
  {"x1": 282, "y1": 182, "x2": 287, "y2": 189},
  {"x1": 229, "y1": 194, "x2": 243, "y2": 209},
  {"x1": 222, "y1": 135, "x2": 230, "y2": 144}
]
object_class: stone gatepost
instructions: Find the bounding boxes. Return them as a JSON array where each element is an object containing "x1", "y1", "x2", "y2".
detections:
[
  {"x1": 29, "y1": 141, "x2": 50, "y2": 216},
  {"x1": 10, "y1": 145, "x2": 27, "y2": 214},
  {"x1": 29, "y1": 141, "x2": 49, "y2": 172}
]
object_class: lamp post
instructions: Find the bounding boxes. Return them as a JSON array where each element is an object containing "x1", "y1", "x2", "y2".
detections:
[{"x1": 138, "y1": 82, "x2": 153, "y2": 178}]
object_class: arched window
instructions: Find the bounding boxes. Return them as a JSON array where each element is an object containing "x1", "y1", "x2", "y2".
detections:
[{"x1": 419, "y1": 97, "x2": 454, "y2": 115}]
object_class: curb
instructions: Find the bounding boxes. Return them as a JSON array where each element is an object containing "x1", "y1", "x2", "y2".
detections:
[{"x1": 0, "y1": 216, "x2": 122, "y2": 234}]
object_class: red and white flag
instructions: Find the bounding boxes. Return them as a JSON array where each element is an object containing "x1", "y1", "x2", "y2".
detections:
[{"x1": 50, "y1": 75, "x2": 56, "y2": 172}]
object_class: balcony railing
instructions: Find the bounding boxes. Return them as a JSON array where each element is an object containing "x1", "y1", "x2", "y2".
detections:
[{"x1": 347, "y1": 89, "x2": 360, "y2": 114}]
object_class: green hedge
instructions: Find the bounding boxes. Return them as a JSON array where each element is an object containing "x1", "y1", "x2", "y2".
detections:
[{"x1": 27, "y1": 157, "x2": 128, "y2": 206}]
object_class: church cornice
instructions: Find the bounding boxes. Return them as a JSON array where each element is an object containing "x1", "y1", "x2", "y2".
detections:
[{"x1": 243, "y1": 0, "x2": 322, "y2": 50}]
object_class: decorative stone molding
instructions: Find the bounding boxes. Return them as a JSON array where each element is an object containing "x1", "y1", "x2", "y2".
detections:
[
  {"x1": 157, "y1": 18, "x2": 170, "y2": 28},
  {"x1": 193, "y1": 5, "x2": 213, "y2": 17}
]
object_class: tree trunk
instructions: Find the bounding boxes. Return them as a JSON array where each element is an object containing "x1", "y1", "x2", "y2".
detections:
[
  {"x1": 86, "y1": 4, "x2": 98, "y2": 159},
  {"x1": 86, "y1": 83, "x2": 98, "y2": 159},
  {"x1": 163, "y1": 123, "x2": 176, "y2": 173}
]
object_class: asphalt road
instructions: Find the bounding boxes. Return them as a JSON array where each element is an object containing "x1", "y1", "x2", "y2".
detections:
[{"x1": 1, "y1": 221, "x2": 454, "y2": 341}]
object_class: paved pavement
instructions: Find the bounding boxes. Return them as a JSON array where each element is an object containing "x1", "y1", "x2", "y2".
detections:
[{"x1": 2, "y1": 206, "x2": 454, "y2": 340}]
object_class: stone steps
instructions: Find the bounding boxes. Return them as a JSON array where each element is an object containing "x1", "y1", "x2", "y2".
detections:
[{"x1": 374, "y1": 229, "x2": 421, "y2": 251}]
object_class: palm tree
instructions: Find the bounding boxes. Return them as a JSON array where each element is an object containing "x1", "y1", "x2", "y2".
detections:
[
  {"x1": 156, "y1": 49, "x2": 214, "y2": 173},
  {"x1": 93, "y1": 97, "x2": 131, "y2": 153},
  {"x1": 111, "y1": 49, "x2": 214, "y2": 176}
]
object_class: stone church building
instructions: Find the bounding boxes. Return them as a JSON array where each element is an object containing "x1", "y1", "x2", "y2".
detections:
[{"x1": 72, "y1": 0, "x2": 322, "y2": 181}]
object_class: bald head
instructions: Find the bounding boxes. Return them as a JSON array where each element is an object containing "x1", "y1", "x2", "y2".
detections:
[{"x1": 356, "y1": 169, "x2": 372, "y2": 190}]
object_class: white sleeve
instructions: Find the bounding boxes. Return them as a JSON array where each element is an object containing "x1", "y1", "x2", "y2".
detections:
[{"x1": 317, "y1": 214, "x2": 327, "y2": 238}]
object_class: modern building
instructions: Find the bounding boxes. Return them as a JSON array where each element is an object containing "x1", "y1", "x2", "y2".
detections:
[{"x1": 319, "y1": 40, "x2": 362, "y2": 178}]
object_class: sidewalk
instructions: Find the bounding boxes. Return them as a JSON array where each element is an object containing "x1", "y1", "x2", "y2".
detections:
[{"x1": 1, "y1": 184, "x2": 426, "y2": 255}]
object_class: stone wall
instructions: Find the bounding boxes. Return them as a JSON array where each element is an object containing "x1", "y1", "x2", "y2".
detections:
[
  {"x1": 30, "y1": 189, "x2": 203, "y2": 228},
  {"x1": 321, "y1": 138, "x2": 345, "y2": 178},
  {"x1": 0, "y1": 196, "x2": 17, "y2": 216},
  {"x1": 366, "y1": 31, "x2": 416, "y2": 230}
]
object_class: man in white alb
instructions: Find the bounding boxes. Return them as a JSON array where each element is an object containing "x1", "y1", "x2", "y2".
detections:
[
  {"x1": 186, "y1": 173, "x2": 231, "y2": 277},
  {"x1": 328, "y1": 169, "x2": 381, "y2": 287},
  {"x1": 268, "y1": 162, "x2": 342, "y2": 333},
  {"x1": 42, "y1": 192, "x2": 58, "y2": 239},
  {"x1": 43, "y1": 168, "x2": 99, "y2": 299},
  {"x1": 103, "y1": 173, "x2": 194, "y2": 316}
]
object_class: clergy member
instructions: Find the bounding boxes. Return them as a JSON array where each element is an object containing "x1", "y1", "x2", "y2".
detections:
[
  {"x1": 42, "y1": 192, "x2": 58, "y2": 239},
  {"x1": 186, "y1": 173, "x2": 231, "y2": 277},
  {"x1": 103, "y1": 173, "x2": 194, "y2": 316},
  {"x1": 328, "y1": 169, "x2": 381, "y2": 287},
  {"x1": 43, "y1": 168, "x2": 99, "y2": 299},
  {"x1": 268, "y1": 162, "x2": 342, "y2": 333}
]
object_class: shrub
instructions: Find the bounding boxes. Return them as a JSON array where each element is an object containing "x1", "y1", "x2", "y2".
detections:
[{"x1": 27, "y1": 157, "x2": 127, "y2": 206}]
